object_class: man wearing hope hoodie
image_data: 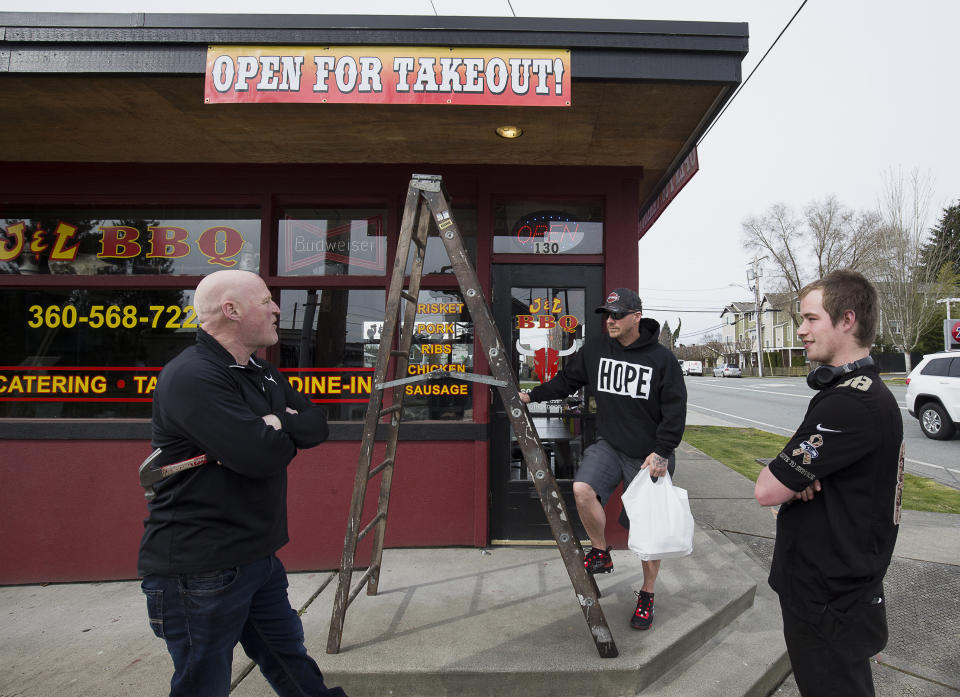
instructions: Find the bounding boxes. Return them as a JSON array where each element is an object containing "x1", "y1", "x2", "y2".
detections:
[{"x1": 520, "y1": 288, "x2": 687, "y2": 630}]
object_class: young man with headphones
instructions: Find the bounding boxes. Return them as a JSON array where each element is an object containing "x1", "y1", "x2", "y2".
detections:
[{"x1": 754, "y1": 270, "x2": 905, "y2": 697}]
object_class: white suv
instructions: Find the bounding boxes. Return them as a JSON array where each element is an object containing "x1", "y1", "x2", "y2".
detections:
[{"x1": 905, "y1": 351, "x2": 960, "y2": 440}]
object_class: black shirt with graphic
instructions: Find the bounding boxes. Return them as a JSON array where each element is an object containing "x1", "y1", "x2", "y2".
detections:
[{"x1": 768, "y1": 365, "x2": 904, "y2": 620}]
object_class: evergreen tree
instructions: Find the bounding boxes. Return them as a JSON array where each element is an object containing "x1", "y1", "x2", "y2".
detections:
[
  {"x1": 915, "y1": 203, "x2": 960, "y2": 352},
  {"x1": 922, "y1": 202, "x2": 960, "y2": 274},
  {"x1": 659, "y1": 321, "x2": 673, "y2": 349}
]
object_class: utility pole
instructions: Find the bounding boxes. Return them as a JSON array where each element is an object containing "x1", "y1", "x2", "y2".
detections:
[{"x1": 747, "y1": 255, "x2": 767, "y2": 377}]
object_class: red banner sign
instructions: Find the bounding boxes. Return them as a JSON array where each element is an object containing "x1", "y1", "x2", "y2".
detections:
[
  {"x1": 205, "y1": 46, "x2": 571, "y2": 107},
  {"x1": 638, "y1": 148, "x2": 700, "y2": 236}
]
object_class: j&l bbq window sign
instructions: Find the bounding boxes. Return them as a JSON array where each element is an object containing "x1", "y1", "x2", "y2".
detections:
[
  {"x1": 205, "y1": 46, "x2": 571, "y2": 107},
  {"x1": 1, "y1": 211, "x2": 260, "y2": 276}
]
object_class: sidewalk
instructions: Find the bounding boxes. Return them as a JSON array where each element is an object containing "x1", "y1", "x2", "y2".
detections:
[{"x1": 1, "y1": 420, "x2": 957, "y2": 696}]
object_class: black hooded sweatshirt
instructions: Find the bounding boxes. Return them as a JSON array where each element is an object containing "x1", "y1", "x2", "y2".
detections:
[
  {"x1": 138, "y1": 329, "x2": 328, "y2": 577},
  {"x1": 528, "y1": 317, "x2": 686, "y2": 459}
]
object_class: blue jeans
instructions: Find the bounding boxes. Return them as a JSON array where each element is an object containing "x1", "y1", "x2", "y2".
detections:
[{"x1": 142, "y1": 555, "x2": 347, "y2": 697}]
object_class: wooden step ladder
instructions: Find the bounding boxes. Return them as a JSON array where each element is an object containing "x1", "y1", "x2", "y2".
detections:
[{"x1": 326, "y1": 174, "x2": 618, "y2": 659}]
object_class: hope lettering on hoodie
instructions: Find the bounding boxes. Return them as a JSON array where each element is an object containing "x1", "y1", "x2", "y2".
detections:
[{"x1": 597, "y1": 357, "x2": 652, "y2": 399}]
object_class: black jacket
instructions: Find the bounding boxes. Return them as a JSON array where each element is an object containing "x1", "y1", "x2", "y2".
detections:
[
  {"x1": 138, "y1": 329, "x2": 328, "y2": 576},
  {"x1": 528, "y1": 317, "x2": 686, "y2": 459}
]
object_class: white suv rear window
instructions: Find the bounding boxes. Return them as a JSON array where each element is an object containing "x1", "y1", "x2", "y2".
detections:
[{"x1": 920, "y1": 358, "x2": 954, "y2": 377}]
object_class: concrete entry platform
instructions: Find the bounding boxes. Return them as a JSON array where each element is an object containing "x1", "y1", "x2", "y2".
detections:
[
  {"x1": 0, "y1": 532, "x2": 788, "y2": 697},
  {"x1": 229, "y1": 535, "x2": 787, "y2": 697}
]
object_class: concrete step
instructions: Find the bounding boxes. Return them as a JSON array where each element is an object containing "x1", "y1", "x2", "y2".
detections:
[
  {"x1": 231, "y1": 530, "x2": 767, "y2": 697},
  {"x1": 640, "y1": 531, "x2": 790, "y2": 697}
]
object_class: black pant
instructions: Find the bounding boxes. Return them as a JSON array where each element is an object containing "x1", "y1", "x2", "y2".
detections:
[{"x1": 780, "y1": 591, "x2": 888, "y2": 697}]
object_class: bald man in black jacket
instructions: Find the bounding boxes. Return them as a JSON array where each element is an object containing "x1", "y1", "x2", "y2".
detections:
[{"x1": 139, "y1": 270, "x2": 347, "y2": 697}]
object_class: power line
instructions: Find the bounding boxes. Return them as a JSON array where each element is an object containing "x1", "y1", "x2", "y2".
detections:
[
  {"x1": 637, "y1": 285, "x2": 743, "y2": 292},
  {"x1": 698, "y1": 0, "x2": 809, "y2": 145},
  {"x1": 644, "y1": 307, "x2": 728, "y2": 314},
  {"x1": 677, "y1": 324, "x2": 723, "y2": 339}
]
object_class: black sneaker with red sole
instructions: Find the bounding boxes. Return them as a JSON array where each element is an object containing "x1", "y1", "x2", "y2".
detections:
[
  {"x1": 631, "y1": 590, "x2": 654, "y2": 630},
  {"x1": 583, "y1": 546, "x2": 613, "y2": 574}
]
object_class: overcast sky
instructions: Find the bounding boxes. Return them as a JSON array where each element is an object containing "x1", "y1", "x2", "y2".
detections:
[{"x1": 6, "y1": 0, "x2": 959, "y2": 342}]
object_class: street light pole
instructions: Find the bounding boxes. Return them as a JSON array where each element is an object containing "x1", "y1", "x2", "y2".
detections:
[{"x1": 937, "y1": 297, "x2": 960, "y2": 321}]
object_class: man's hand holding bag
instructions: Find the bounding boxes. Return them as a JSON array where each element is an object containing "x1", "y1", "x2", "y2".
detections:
[{"x1": 622, "y1": 469, "x2": 695, "y2": 560}]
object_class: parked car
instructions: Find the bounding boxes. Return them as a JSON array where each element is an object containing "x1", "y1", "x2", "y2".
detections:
[
  {"x1": 905, "y1": 351, "x2": 960, "y2": 440},
  {"x1": 683, "y1": 360, "x2": 703, "y2": 376},
  {"x1": 713, "y1": 363, "x2": 742, "y2": 378}
]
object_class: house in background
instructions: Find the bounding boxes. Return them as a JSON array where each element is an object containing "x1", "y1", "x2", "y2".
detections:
[
  {"x1": 760, "y1": 292, "x2": 805, "y2": 369},
  {"x1": 719, "y1": 301, "x2": 756, "y2": 367},
  {"x1": 720, "y1": 292, "x2": 805, "y2": 373}
]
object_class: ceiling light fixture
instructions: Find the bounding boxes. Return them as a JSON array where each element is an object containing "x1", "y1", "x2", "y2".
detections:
[{"x1": 495, "y1": 126, "x2": 523, "y2": 139}]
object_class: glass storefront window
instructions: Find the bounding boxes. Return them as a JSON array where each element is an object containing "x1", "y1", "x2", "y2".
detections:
[
  {"x1": 404, "y1": 206, "x2": 477, "y2": 275},
  {"x1": 277, "y1": 289, "x2": 383, "y2": 421},
  {"x1": 401, "y1": 290, "x2": 474, "y2": 421},
  {"x1": 276, "y1": 287, "x2": 475, "y2": 422},
  {"x1": 277, "y1": 208, "x2": 387, "y2": 276},
  {"x1": 0, "y1": 209, "x2": 260, "y2": 276},
  {"x1": 0, "y1": 288, "x2": 198, "y2": 418},
  {"x1": 512, "y1": 284, "x2": 588, "y2": 480},
  {"x1": 492, "y1": 199, "x2": 603, "y2": 255}
]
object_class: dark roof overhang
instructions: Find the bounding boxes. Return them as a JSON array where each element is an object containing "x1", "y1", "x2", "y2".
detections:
[{"x1": 0, "y1": 13, "x2": 748, "y2": 234}]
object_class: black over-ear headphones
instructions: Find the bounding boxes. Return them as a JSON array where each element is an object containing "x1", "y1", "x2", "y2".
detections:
[{"x1": 806, "y1": 356, "x2": 874, "y2": 390}]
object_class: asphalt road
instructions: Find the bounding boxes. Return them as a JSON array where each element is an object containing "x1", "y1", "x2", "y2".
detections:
[{"x1": 684, "y1": 375, "x2": 960, "y2": 490}]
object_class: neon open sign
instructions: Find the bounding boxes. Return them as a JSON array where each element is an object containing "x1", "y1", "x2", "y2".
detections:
[{"x1": 509, "y1": 211, "x2": 601, "y2": 254}]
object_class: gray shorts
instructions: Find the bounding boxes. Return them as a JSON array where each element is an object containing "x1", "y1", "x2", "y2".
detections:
[{"x1": 575, "y1": 437, "x2": 676, "y2": 506}]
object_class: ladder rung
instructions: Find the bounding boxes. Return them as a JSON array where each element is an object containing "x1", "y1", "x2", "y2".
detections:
[
  {"x1": 379, "y1": 404, "x2": 402, "y2": 416},
  {"x1": 347, "y1": 565, "x2": 378, "y2": 606},
  {"x1": 412, "y1": 233, "x2": 426, "y2": 250},
  {"x1": 357, "y1": 511, "x2": 387, "y2": 542},
  {"x1": 400, "y1": 290, "x2": 417, "y2": 303},
  {"x1": 390, "y1": 350, "x2": 407, "y2": 357},
  {"x1": 368, "y1": 458, "x2": 394, "y2": 480}
]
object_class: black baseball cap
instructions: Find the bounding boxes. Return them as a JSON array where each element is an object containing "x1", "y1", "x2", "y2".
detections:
[{"x1": 595, "y1": 288, "x2": 643, "y2": 314}]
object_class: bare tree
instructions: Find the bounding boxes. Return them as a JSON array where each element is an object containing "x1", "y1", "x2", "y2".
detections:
[
  {"x1": 699, "y1": 333, "x2": 727, "y2": 366},
  {"x1": 871, "y1": 168, "x2": 952, "y2": 371},
  {"x1": 805, "y1": 195, "x2": 882, "y2": 278},
  {"x1": 743, "y1": 198, "x2": 884, "y2": 295},
  {"x1": 743, "y1": 197, "x2": 889, "y2": 333},
  {"x1": 741, "y1": 204, "x2": 805, "y2": 295}
]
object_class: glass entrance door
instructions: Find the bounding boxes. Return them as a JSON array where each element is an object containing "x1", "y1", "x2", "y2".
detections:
[{"x1": 490, "y1": 265, "x2": 603, "y2": 539}]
